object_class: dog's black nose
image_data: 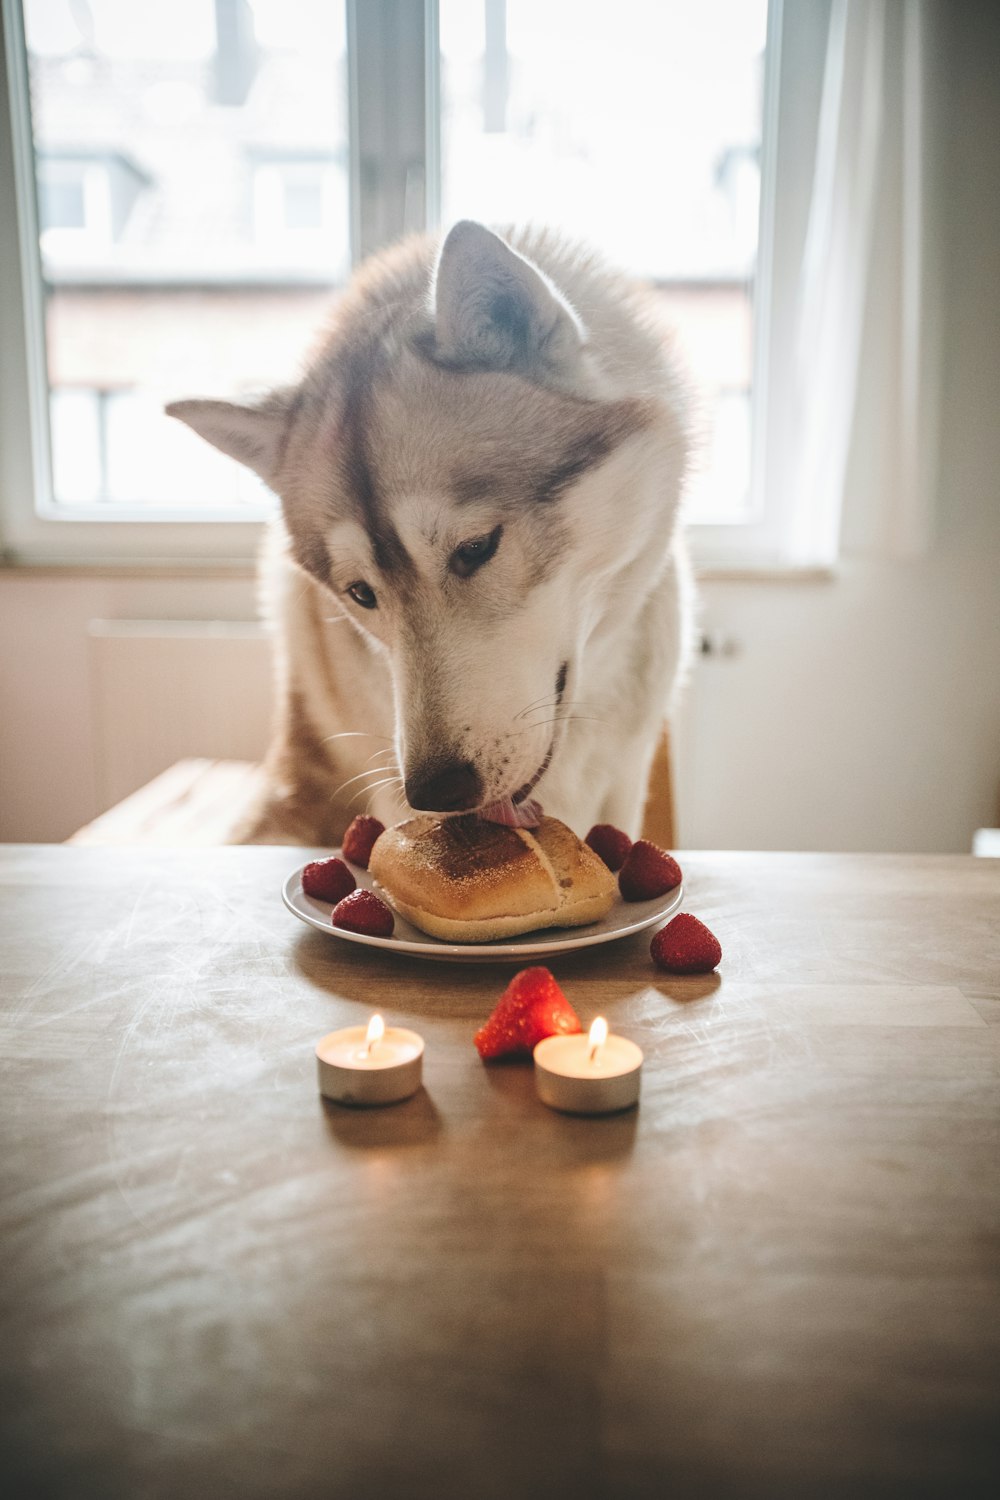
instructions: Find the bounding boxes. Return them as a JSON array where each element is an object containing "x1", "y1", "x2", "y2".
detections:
[{"x1": 406, "y1": 760, "x2": 483, "y2": 813}]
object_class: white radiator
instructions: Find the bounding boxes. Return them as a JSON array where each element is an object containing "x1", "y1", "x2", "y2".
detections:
[{"x1": 87, "y1": 620, "x2": 273, "y2": 810}]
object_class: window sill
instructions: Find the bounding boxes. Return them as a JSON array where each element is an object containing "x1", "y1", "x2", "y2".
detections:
[
  {"x1": 0, "y1": 555, "x2": 837, "y2": 585},
  {"x1": 0, "y1": 515, "x2": 267, "y2": 571},
  {"x1": 0, "y1": 556, "x2": 258, "y2": 579},
  {"x1": 694, "y1": 561, "x2": 836, "y2": 583}
]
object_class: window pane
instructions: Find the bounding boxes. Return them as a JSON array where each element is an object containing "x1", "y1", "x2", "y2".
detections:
[
  {"x1": 439, "y1": 0, "x2": 768, "y2": 523},
  {"x1": 23, "y1": 0, "x2": 349, "y2": 511},
  {"x1": 50, "y1": 388, "x2": 102, "y2": 503}
]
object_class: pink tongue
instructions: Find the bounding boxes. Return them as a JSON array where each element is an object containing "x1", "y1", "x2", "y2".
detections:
[{"x1": 480, "y1": 797, "x2": 543, "y2": 829}]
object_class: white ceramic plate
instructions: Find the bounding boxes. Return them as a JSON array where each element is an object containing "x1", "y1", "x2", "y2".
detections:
[{"x1": 282, "y1": 854, "x2": 684, "y2": 963}]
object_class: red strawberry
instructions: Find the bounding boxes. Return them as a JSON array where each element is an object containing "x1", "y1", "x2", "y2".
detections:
[
  {"x1": 585, "y1": 823, "x2": 633, "y2": 872},
  {"x1": 342, "y1": 815, "x2": 386, "y2": 869},
  {"x1": 302, "y1": 856, "x2": 357, "y2": 903},
  {"x1": 619, "y1": 840, "x2": 683, "y2": 901},
  {"x1": 331, "y1": 888, "x2": 394, "y2": 938},
  {"x1": 474, "y1": 966, "x2": 582, "y2": 1060},
  {"x1": 651, "y1": 914, "x2": 722, "y2": 974}
]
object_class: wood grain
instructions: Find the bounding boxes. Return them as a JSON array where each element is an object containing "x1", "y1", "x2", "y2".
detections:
[{"x1": 1, "y1": 846, "x2": 998, "y2": 1499}]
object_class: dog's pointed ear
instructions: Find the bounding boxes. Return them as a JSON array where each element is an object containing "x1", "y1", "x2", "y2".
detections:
[
  {"x1": 165, "y1": 390, "x2": 295, "y2": 486},
  {"x1": 432, "y1": 221, "x2": 584, "y2": 378}
]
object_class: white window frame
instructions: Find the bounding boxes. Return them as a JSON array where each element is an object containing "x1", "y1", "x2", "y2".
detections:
[
  {"x1": 693, "y1": 0, "x2": 834, "y2": 572},
  {"x1": 0, "y1": 0, "x2": 826, "y2": 571}
]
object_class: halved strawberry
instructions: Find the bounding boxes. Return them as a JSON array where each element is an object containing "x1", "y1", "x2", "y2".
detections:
[
  {"x1": 474, "y1": 966, "x2": 582, "y2": 1060},
  {"x1": 651, "y1": 913, "x2": 722, "y2": 973},
  {"x1": 331, "y1": 888, "x2": 394, "y2": 938},
  {"x1": 585, "y1": 823, "x2": 633, "y2": 872},
  {"x1": 302, "y1": 856, "x2": 357, "y2": 903},
  {"x1": 342, "y1": 815, "x2": 386, "y2": 869},
  {"x1": 619, "y1": 840, "x2": 682, "y2": 901}
]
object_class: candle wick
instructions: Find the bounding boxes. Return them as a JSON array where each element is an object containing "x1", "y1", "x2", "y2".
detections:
[{"x1": 588, "y1": 1043, "x2": 599, "y2": 1063}]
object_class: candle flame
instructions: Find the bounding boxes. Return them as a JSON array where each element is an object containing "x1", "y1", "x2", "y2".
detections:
[
  {"x1": 588, "y1": 1016, "x2": 608, "y2": 1062},
  {"x1": 366, "y1": 1014, "x2": 385, "y2": 1055}
]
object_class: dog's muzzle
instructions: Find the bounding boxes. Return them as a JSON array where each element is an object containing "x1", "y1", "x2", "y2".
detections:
[{"x1": 405, "y1": 759, "x2": 483, "y2": 813}]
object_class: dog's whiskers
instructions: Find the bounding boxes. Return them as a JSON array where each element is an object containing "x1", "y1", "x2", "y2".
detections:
[
  {"x1": 499, "y1": 708, "x2": 608, "y2": 746},
  {"x1": 333, "y1": 764, "x2": 401, "y2": 799},
  {"x1": 349, "y1": 771, "x2": 403, "y2": 794},
  {"x1": 530, "y1": 713, "x2": 609, "y2": 729},
  {"x1": 497, "y1": 723, "x2": 549, "y2": 746},
  {"x1": 320, "y1": 730, "x2": 394, "y2": 748},
  {"x1": 347, "y1": 774, "x2": 405, "y2": 812},
  {"x1": 514, "y1": 690, "x2": 564, "y2": 722},
  {"x1": 519, "y1": 696, "x2": 604, "y2": 720}
]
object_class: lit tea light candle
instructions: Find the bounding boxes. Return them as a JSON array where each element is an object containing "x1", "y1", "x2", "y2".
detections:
[
  {"x1": 533, "y1": 1016, "x2": 642, "y2": 1115},
  {"x1": 316, "y1": 1014, "x2": 424, "y2": 1106}
]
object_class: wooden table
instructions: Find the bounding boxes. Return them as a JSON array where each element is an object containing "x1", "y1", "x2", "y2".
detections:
[{"x1": 1, "y1": 846, "x2": 998, "y2": 1499}]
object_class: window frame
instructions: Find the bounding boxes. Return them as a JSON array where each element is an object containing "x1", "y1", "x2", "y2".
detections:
[
  {"x1": 1, "y1": 0, "x2": 825, "y2": 571},
  {"x1": 0, "y1": 0, "x2": 277, "y2": 563},
  {"x1": 691, "y1": 0, "x2": 836, "y2": 572}
]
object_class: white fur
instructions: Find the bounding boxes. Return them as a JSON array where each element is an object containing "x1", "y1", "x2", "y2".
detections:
[{"x1": 168, "y1": 223, "x2": 694, "y2": 841}]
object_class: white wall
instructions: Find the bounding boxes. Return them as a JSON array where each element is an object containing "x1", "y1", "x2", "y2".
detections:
[
  {"x1": 1, "y1": 4, "x2": 997, "y2": 852},
  {"x1": 675, "y1": 552, "x2": 1000, "y2": 853},
  {"x1": 0, "y1": 572, "x2": 265, "y2": 842}
]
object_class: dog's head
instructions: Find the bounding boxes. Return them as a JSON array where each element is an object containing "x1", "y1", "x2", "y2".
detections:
[{"x1": 168, "y1": 222, "x2": 663, "y2": 820}]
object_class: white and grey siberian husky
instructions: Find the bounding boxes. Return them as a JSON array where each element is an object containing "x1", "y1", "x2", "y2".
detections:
[{"x1": 168, "y1": 222, "x2": 693, "y2": 843}]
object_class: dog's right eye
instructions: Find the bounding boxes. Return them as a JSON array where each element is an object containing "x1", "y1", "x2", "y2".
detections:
[
  {"x1": 347, "y1": 581, "x2": 377, "y2": 610},
  {"x1": 450, "y1": 524, "x2": 503, "y2": 579}
]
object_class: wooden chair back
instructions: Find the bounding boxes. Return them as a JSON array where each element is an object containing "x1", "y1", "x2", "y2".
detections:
[{"x1": 640, "y1": 727, "x2": 676, "y2": 850}]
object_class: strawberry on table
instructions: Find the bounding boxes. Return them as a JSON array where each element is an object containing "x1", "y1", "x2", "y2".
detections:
[
  {"x1": 474, "y1": 966, "x2": 582, "y2": 1060},
  {"x1": 651, "y1": 914, "x2": 722, "y2": 974},
  {"x1": 585, "y1": 823, "x2": 633, "y2": 872},
  {"x1": 302, "y1": 856, "x2": 357, "y2": 903},
  {"x1": 331, "y1": 888, "x2": 395, "y2": 938},
  {"x1": 342, "y1": 815, "x2": 386, "y2": 869},
  {"x1": 619, "y1": 840, "x2": 683, "y2": 901}
]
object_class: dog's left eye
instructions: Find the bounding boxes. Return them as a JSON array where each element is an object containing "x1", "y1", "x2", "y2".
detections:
[
  {"x1": 347, "y1": 581, "x2": 377, "y2": 609},
  {"x1": 450, "y1": 525, "x2": 502, "y2": 579}
]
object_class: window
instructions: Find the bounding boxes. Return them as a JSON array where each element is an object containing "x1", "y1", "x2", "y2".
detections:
[
  {"x1": 38, "y1": 148, "x2": 150, "y2": 245},
  {"x1": 251, "y1": 153, "x2": 347, "y2": 246},
  {"x1": 2, "y1": 0, "x2": 829, "y2": 567},
  {"x1": 439, "y1": 0, "x2": 768, "y2": 527},
  {"x1": 38, "y1": 157, "x2": 87, "y2": 230},
  {"x1": 1, "y1": 0, "x2": 349, "y2": 555}
]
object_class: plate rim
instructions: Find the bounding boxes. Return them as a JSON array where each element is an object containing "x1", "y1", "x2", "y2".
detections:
[{"x1": 281, "y1": 854, "x2": 684, "y2": 963}]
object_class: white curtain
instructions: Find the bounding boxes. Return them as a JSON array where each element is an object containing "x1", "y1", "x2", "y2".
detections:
[{"x1": 787, "y1": 0, "x2": 938, "y2": 564}]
